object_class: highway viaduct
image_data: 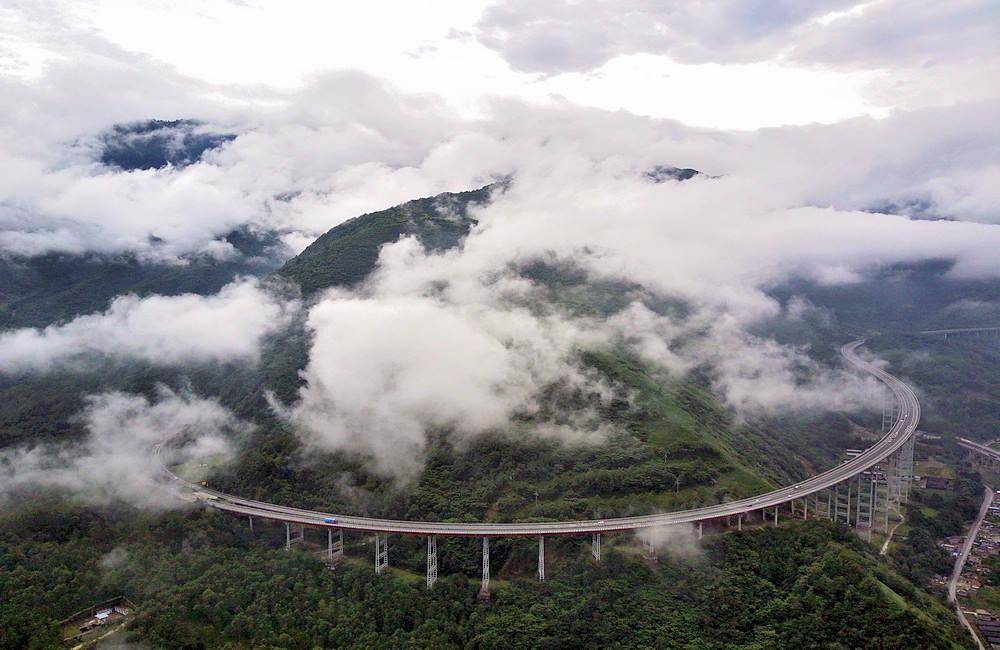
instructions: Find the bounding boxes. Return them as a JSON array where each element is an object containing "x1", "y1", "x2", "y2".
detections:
[
  {"x1": 918, "y1": 327, "x2": 1000, "y2": 341},
  {"x1": 156, "y1": 339, "x2": 920, "y2": 597}
]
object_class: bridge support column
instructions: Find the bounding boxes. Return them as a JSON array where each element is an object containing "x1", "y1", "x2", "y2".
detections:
[
  {"x1": 882, "y1": 463, "x2": 892, "y2": 534},
  {"x1": 479, "y1": 538, "x2": 490, "y2": 601},
  {"x1": 846, "y1": 481, "x2": 852, "y2": 525},
  {"x1": 888, "y1": 452, "x2": 902, "y2": 522},
  {"x1": 900, "y1": 437, "x2": 915, "y2": 503},
  {"x1": 881, "y1": 395, "x2": 899, "y2": 434},
  {"x1": 803, "y1": 498, "x2": 808, "y2": 520},
  {"x1": 867, "y1": 474, "x2": 876, "y2": 543},
  {"x1": 426, "y1": 536, "x2": 437, "y2": 589},
  {"x1": 592, "y1": 533, "x2": 601, "y2": 562},
  {"x1": 327, "y1": 529, "x2": 344, "y2": 565},
  {"x1": 374, "y1": 534, "x2": 389, "y2": 575},
  {"x1": 698, "y1": 521, "x2": 703, "y2": 540},
  {"x1": 249, "y1": 516, "x2": 254, "y2": 536},
  {"x1": 774, "y1": 507, "x2": 779, "y2": 525},
  {"x1": 835, "y1": 481, "x2": 852, "y2": 525},
  {"x1": 285, "y1": 523, "x2": 304, "y2": 550},
  {"x1": 826, "y1": 490, "x2": 832, "y2": 519},
  {"x1": 737, "y1": 514, "x2": 742, "y2": 531},
  {"x1": 856, "y1": 474, "x2": 863, "y2": 527},
  {"x1": 538, "y1": 536, "x2": 545, "y2": 581}
]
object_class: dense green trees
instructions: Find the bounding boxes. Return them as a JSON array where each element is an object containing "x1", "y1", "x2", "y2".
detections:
[
  {"x1": 1, "y1": 503, "x2": 975, "y2": 649},
  {"x1": 892, "y1": 465, "x2": 985, "y2": 587}
]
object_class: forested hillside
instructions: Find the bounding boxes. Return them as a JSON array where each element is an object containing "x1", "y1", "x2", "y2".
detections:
[
  {"x1": 0, "y1": 504, "x2": 975, "y2": 649},
  {"x1": 1, "y1": 175, "x2": 996, "y2": 649}
]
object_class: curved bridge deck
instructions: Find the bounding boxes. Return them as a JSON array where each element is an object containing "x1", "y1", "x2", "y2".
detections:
[{"x1": 157, "y1": 339, "x2": 918, "y2": 538}]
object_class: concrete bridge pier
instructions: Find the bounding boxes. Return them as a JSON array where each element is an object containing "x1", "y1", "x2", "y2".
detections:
[
  {"x1": 592, "y1": 533, "x2": 601, "y2": 561},
  {"x1": 426, "y1": 536, "x2": 438, "y2": 588},
  {"x1": 835, "y1": 481, "x2": 853, "y2": 525},
  {"x1": 538, "y1": 536, "x2": 546, "y2": 581},
  {"x1": 374, "y1": 534, "x2": 389, "y2": 575},
  {"x1": 858, "y1": 472, "x2": 876, "y2": 543},
  {"x1": 248, "y1": 516, "x2": 254, "y2": 536},
  {"x1": 847, "y1": 481, "x2": 854, "y2": 524},
  {"x1": 326, "y1": 529, "x2": 344, "y2": 565},
  {"x1": 479, "y1": 538, "x2": 490, "y2": 602},
  {"x1": 698, "y1": 521, "x2": 703, "y2": 540},
  {"x1": 737, "y1": 514, "x2": 742, "y2": 531},
  {"x1": 285, "y1": 523, "x2": 304, "y2": 550},
  {"x1": 901, "y1": 437, "x2": 915, "y2": 502},
  {"x1": 856, "y1": 473, "x2": 865, "y2": 528}
]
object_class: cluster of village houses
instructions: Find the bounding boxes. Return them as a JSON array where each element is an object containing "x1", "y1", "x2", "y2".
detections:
[{"x1": 949, "y1": 496, "x2": 1000, "y2": 647}]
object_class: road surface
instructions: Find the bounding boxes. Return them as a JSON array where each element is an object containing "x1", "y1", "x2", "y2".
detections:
[{"x1": 958, "y1": 438, "x2": 1000, "y2": 462}]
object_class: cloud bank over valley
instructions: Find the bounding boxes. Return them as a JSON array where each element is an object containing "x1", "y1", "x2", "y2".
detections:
[{"x1": 2, "y1": 0, "x2": 999, "y2": 482}]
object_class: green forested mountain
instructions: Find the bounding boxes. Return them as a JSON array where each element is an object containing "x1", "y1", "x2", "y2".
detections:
[
  {"x1": 770, "y1": 259, "x2": 1000, "y2": 333},
  {"x1": 97, "y1": 119, "x2": 235, "y2": 171},
  {"x1": 277, "y1": 182, "x2": 499, "y2": 295},
  {"x1": 1, "y1": 177, "x2": 995, "y2": 648},
  {"x1": 0, "y1": 228, "x2": 286, "y2": 330}
]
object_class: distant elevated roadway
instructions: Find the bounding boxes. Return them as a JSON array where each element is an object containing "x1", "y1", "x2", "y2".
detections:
[{"x1": 917, "y1": 327, "x2": 1000, "y2": 339}]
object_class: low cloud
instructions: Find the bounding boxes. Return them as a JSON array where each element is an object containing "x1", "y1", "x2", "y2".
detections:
[
  {"x1": 1, "y1": 4, "x2": 999, "y2": 489},
  {"x1": 637, "y1": 524, "x2": 703, "y2": 560},
  {"x1": 475, "y1": 0, "x2": 853, "y2": 73},
  {"x1": 289, "y1": 287, "x2": 608, "y2": 478},
  {"x1": 0, "y1": 387, "x2": 244, "y2": 507},
  {"x1": 277, "y1": 148, "x2": 999, "y2": 479},
  {"x1": 474, "y1": 0, "x2": 1000, "y2": 113},
  {"x1": 0, "y1": 279, "x2": 297, "y2": 373}
]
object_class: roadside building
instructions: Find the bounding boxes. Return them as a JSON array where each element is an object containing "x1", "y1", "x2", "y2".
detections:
[{"x1": 924, "y1": 476, "x2": 954, "y2": 490}]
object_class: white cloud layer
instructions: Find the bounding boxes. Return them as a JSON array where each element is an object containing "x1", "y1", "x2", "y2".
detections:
[
  {"x1": 0, "y1": 279, "x2": 295, "y2": 373},
  {"x1": 0, "y1": 387, "x2": 242, "y2": 507},
  {"x1": 1, "y1": 1, "x2": 998, "y2": 482},
  {"x1": 290, "y1": 285, "x2": 608, "y2": 478}
]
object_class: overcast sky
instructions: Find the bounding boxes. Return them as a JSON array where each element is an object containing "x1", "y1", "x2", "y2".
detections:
[
  {"x1": 3, "y1": 0, "x2": 997, "y2": 129},
  {"x1": 2, "y1": 1, "x2": 999, "y2": 484}
]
